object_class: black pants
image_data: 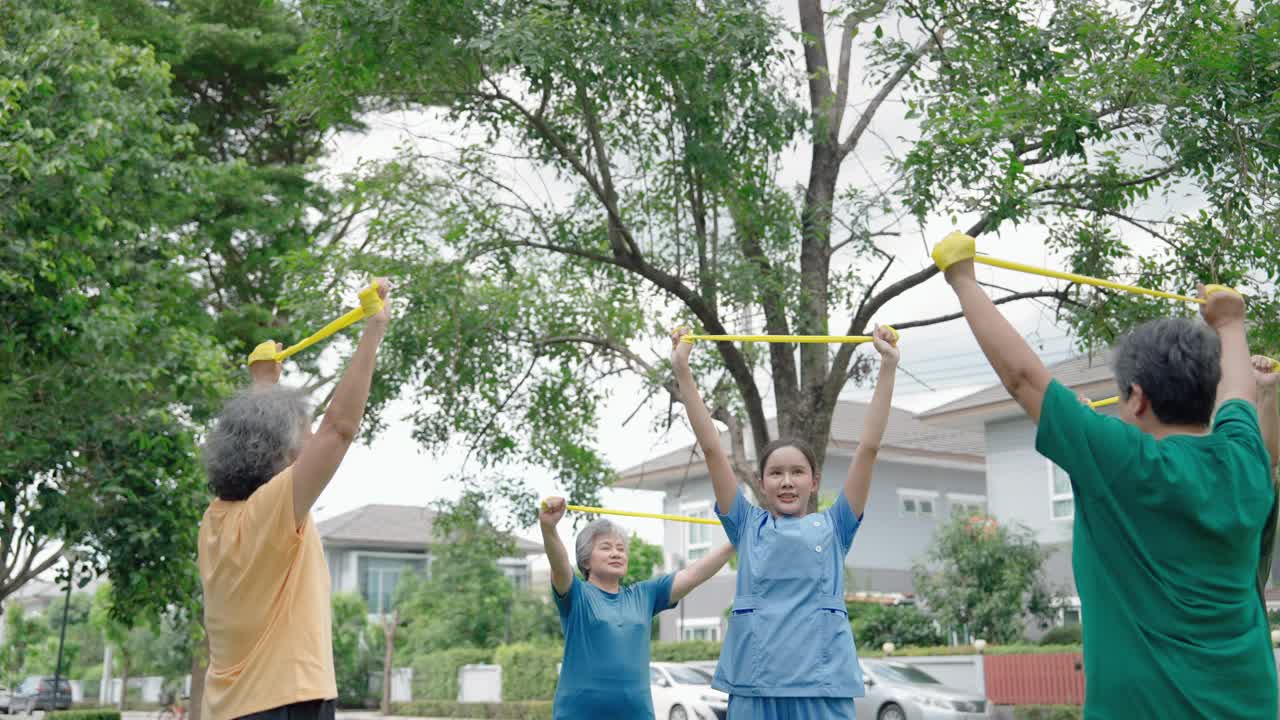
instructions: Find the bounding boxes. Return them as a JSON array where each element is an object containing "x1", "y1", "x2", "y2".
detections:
[{"x1": 237, "y1": 699, "x2": 336, "y2": 720}]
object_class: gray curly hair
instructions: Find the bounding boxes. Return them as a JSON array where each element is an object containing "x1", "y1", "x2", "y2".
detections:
[
  {"x1": 203, "y1": 385, "x2": 312, "y2": 501},
  {"x1": 575, "y1": 519, "x2": 628, "y2": 580}
]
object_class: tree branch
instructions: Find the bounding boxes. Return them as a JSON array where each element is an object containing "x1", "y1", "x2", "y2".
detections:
[
  {"x1": 888, "y1": 290, "x2": 1072, "y2": 330},
  {"x1": 840, "y1": 36, "x2": 933, "y2": 157}
]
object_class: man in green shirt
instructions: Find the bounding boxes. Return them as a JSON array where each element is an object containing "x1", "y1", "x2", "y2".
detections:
[{"x1": 935, "y1": 231, "x2": 1277, "y2": 719}]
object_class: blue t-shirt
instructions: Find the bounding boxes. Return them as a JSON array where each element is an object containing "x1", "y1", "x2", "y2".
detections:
[
  {"x1": 551, "y1": 574, "x2": 676, "y2": 719},
  {"x1": 713, "y1": 487, "x2": 866, "y2": 698}
]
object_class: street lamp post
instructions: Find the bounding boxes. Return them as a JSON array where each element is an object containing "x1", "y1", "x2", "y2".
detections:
[{"x1": 52, "y1": 557, "x2": 76, "y2": 704}]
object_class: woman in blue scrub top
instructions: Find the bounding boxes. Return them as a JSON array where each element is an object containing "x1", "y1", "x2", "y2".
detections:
[
  {"x1": 671, "y1": 325, "x2": 900, "y2": 720},
  {"x1": 540, "y1": 496, "x2": 735, "y2": 720}
]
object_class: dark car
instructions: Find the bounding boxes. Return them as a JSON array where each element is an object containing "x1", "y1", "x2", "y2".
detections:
[{"x1": 11, "y1": 676, "x2": 72, "y2": 714}]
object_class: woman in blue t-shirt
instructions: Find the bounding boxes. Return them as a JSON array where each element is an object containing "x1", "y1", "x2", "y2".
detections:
[
  {"x1": 540, "y1": 497, "x2": 734, "y2": 719},
  {"x1": 670, "y1": 324, "x2": 899, "y2": 719}
]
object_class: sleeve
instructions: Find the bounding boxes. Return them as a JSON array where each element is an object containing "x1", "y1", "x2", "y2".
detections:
[
  {"x1": 641, "y1": 573, "x2": 677, "y2": 616},
  {"x1": 1035, "y1": 380, "x2": 1142, "y2": 496},
  {"x1": 552, "y1": 574, "x2": 581, "y2": 620},
  {"x1": 1214, "y1": 399, "x2": 1269, "y2": 463},
  {"x1": 240, "y1": 467, "x2": 304, "y2": 550},
  {"x1": 715, "y1": 485, "x2": 759, "y2": 546},
  {"x1": 827, "y1": 490, "x2": 862, "y2": 551}
]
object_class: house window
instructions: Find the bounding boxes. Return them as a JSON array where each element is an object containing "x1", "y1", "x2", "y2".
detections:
[
  {"x1": 1048, "y1": 462, "x2": 1075, "y2": 520},
  {"x1": 898, "y1": 490, "x2": 939, "y2": 519},
  {"x1": 947, "y1": 493, "x2": 987, "y2": 517},
  {"x1": 683, "y1": 502, "x2": 712, "y2": 562},
  {"x1": 358, "y1": 555, "x2": 426, "y2": 615},
  {"x1": 498, "y1": 559, "x2": 531, "y2": 590},
  {"x1": 680, "y1": 619, "x2": 721, "y2": 641}
]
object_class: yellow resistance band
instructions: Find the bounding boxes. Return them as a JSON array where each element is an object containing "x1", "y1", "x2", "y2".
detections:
[
  {"x1": 1089, "y1": 357, "x2": 1280, "y2": 409},
  {"x1": 247, "y1": 284, "x2": 384, "y2": 365},
  {"x1": 974, "y1": 255, "x2": 1211, "y2": 305},
  {"x1": 683, "y1": 327, "x2": 899, "y2": 345},
  {"x1": 562, "y1": 504, "x2": 720, "y2": 526}
]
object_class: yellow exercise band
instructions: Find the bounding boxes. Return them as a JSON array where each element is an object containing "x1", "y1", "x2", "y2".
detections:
[
  {"x1": 973, "y1": 255, "x2": 1205, "y2": 304},
  {"x1": 1088, "y1": 357, "x2": 1280, "y2": 409},
  {"x1": 683, "y1": 326, "x2": 899, "y2": 345},
  {"x1": 247, "y1": 284, "x2": 384, "y2": 365},
  {"x1": 558, "y1": 503, "x2": 720, "y2": 526}
]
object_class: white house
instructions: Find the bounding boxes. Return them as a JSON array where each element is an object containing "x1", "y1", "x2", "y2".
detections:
[
  {"x1": 917, "y1": 352, "x2": 1280, "y2": 619},
  {"x1": 317, "y1": 504, "x2": 543, "y2": 618},
  {"x1": 614, "y1": 400, "x2": 987, "y2": 642}
]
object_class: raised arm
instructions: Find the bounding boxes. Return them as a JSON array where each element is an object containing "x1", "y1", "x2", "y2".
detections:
[
  {"x1": 1202, "y1": 285, "x2": 1255, "y2": 409},
  {"x1": 248, "y1": 342, "x2": 284, "y2": 387},
  {"x1": 1254, "y1": 356, "x2": 1279, "y2": 469},
  {"x1": 936, "y1": 233, "x2": 1053, "y2": 422},
  {"x1": 291, "y1": 279, "x2": 390, "y2": 524},
  {"x1": 670, "y1": 543, "x2": 735, "y2": 603},
  {"x1": 844, "y1": 326, "x2": 899, "y2": 516},
  {"x1": 539, "y1": 497, "x2": 574, "y2": 597},
  {"x1": 671, "y1": 328, "x2": 739, "y2": 515}
]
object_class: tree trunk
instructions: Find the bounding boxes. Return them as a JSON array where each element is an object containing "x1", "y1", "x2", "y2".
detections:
[
  {"x1": 188, "y1": 634, "x2": 209, "y2": 720},
  {"x1": 380, "y1": 609, "x2": 398, "y2": 715},
  {"x1": 118, "y1": 656, "x2": 130, "y2": 711}
]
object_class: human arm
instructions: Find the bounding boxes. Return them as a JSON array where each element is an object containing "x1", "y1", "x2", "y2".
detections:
[
  {"x1": 539, "y1": 496, "x2": 575, "y2": 597},
  {"x1": 1203, "y1": 285, "x2": 1254, "y2": 409},
  {"x1": 671, "y1": 328, "x2": 739, "y2": 515},
  {"x1": 670, "y1": 543, "x2": 735, "y2": 603},
  {"x1": 1254, "y1": 356, "x2": 1279, "y2": 470},
  {"x1": 844, "y1": 325, "x2": 898, "y2": 516}
]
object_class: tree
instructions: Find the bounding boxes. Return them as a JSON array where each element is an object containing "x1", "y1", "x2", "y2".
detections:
[
  {"x1": 0, "y1": 0, "x2": 233, "y2": 628},
  {"x1": 848, "y1": 602, "x2": 943, "y2": 649},
  {"x1": 623, "y1": 534, "x2": 664, "y2": 586},
  {"x1": 0, "y1": 605, "x2": 49, "y2": 688},
  {"x1": 291, "y1": 0, "x2": 1280, "y2": 511},
  {"x1": 913, "y1": 514, "x2": 1054, "y2": 644},
  {"x1": 331, "y1": 593, "x2": 374, "y2": 708}
]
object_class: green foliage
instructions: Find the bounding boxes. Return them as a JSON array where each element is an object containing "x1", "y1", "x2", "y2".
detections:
[
  {"x1": 1013, "y1": 706, "x2": 1083, "y2": 720},
  {"x1": 0, "y1": 0, "x2": 232, "y2": 625},
  {"x1": 848, "y1": 602, "x2": 944, "y2": 649},
  {"x1": 390, "y1": 701, "x2": 552, "y2": 720},
  {"x1": 331, "y1": 593, "x2": 376, "y2": 707},
  {"x1": 0, "y1": 604, "x2": 49, "y2": 687},
  {"x1": 914, "y1": 514, "x2": 1055, "y2": 644},
  {"x1": 1039, "y1": 624, "x2": 1084, "y2": 646},
  {"x1": 410, "y1": 648, "x2": 494, "y2": 701},
  {"x1": 493, "y1": 643, "x2": 560, "y2": 702},
  {"x1": 622, "y1": 534, "x2": 663, "y2": 586},
  {"x1": 651, "y1": 641, "x2": 721, "y2": 662},
  {"x1": 47, "y1": 711, "x2": 123, "y2": 720},
  {"x1": 395, "y1": 490, "x2": 537, "y2": 655},
  {"x1": 861, "y1": 644, "x2": 1081, "y2": 658},
  {"x1": 505, "y1": 592, "x2": 561, "y2": 647}
]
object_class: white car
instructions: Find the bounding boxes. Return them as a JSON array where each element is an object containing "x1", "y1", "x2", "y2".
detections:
[
  {"x1": 650, "y1": 662, "x2": 728, "y2": 720},
  {"x1": 855, "y1": 660, "x2": 990, "y2": 719}
]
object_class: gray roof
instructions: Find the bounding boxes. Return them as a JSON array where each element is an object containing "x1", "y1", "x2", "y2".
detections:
[
  {"x1": 917, "y1": 353, "x2": 1117, "y2": 425},
  {"x1": 615, "y1": 399, "x2": 984, "y2": 489},
  {"x1": 317, "y1": 504, "x2": 541, "y2": 555}
]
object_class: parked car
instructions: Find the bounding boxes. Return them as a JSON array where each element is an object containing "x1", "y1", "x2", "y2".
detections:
[
  {"x1": 650, "y1": 662, "x2": 728, "y2": 720},
  {"x1": 856, "y1": 660, "x2": 989, "y2": 719},
  {"x1": 11, "y1": 676, "x2": 72, "y2": 714},
  {"x1": 0, "y1": 686, "x2": 11, "y2": 714}
]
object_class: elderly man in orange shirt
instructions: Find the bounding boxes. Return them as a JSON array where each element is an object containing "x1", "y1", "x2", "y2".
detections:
[{"x1": 198, "y1": 279, "x2": 390, "y2": 720}]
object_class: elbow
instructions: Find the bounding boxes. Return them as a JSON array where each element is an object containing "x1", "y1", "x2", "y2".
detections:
[{"x1": 321, "y1": 417, "x2": 360, "y2": 445}]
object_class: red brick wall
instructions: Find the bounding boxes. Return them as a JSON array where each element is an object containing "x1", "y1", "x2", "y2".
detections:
[{"x1": 984, "y1": 653, "x2": 1086, "y2": 705}]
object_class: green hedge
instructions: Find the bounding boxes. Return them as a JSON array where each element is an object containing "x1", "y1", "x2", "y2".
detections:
[
  {"x1": 413, "y1": 647, "x2": 496, "y2": 700},
  {"x1": 47, "y1": 711, "x2": 123, "y2": 720},
  {"x1": 652, "y1": 640, "x2": 721, "y2": 661},
  {"x1": 1039, "y1": 625, "x2": 1083, "y2": 645},
  {"x1": 391, "y1": 701, "x2": 552, "y2": 719},
  {"x1": 495, "y1": 643, "x2": 561, "y2": 701},
  {"x1": 1013, "y1": 706, "x2": 1083, "y2": 720},
  {"x1": 860, "y1": 643, "x2": 1082, "y2": 657}
]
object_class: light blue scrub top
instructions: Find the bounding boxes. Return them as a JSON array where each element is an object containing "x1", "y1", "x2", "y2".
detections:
[{"x1": 713, "y1": 487, "x2": 866, "y2": 698}]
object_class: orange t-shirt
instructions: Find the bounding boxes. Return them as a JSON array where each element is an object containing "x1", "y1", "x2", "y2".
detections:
[{"x1": 198, "y1": 468, "x2": 336, "y2": 720}]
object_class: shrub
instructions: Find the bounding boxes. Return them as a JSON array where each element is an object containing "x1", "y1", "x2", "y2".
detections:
[
  {"x1": 1013, "y1": 705, "x2": 1083, "y2": 720},
  {"x1": 848, "y1": 602, "x2": 944, "y2": 648},
  {"x1": 47, "y1": 711, "x2": 122, "y2": 720},
  {"x1": 652, "y1": 640, "x2": 721, "y2": 662},
  {"x1": 1038, "y1": 624, "x2": 1083, "y2": 646},
  {"x1": 391, "y1": 701, "x2": 552, "y2": 719},
  {"x1": 412, "y1": 647, "x2": 495, "y2": 700},
  {"x1": 494, "y1": 643, "x2": 561, "y2": 701}
]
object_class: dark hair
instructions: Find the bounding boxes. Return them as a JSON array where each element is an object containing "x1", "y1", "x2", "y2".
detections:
[
  {"x1": 757, "y1": 438, "x2": 820, "y2": 479},
  {"x1": 203, "y1": 386, "x2": 312, "y2": 501},
  {"x1": 1112, "y1": 317, "x2": 1221, "y2": 426}
]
